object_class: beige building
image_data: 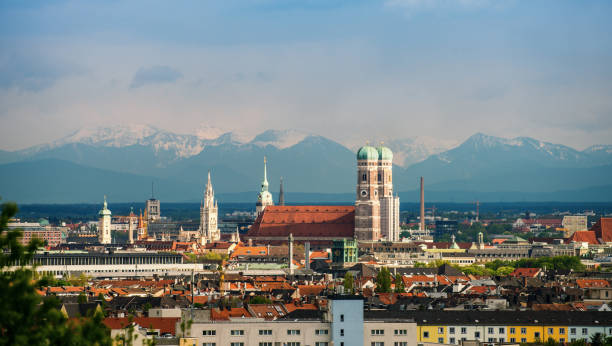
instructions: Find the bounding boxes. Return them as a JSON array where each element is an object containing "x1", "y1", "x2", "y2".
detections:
[{"x1": 562, "y1": 215, "x2": 588, "y2": 236}]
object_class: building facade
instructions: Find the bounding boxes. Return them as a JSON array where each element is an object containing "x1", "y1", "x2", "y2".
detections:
[
  {"x1": 98, "y1": 196, "x2": 112, "y2": 244},
  {"x1": 355, "y1": 145, "x2": 400, "y2": 242},
  {"x1": 256, "y1": 157, "x2": 274, "y2": 217},
  {"x1": 146, "y1": 198, "x2": 161, "y2": 222},
  {"x1": 199, "y1": 171, "x2": 221, "y2": 245}
]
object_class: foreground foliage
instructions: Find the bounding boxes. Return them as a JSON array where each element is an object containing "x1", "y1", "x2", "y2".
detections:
[{"x1": 0, "y1": 201, "x2": 112, "y2": 346}]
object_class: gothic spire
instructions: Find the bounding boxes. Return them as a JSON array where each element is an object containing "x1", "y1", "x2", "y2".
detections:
[{"x1": 261, "y1": 156, "x2": 269, "y2": 192}]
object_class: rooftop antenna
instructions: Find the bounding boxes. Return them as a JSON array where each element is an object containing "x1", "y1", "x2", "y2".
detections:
[{"x1": 151, "y1": 181, "x2": 154, "y2": 199}]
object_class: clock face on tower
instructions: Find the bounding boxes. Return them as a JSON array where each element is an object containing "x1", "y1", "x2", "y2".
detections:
[{"x1": 361, "y1": 190, "x2": 368, "y2": 197}]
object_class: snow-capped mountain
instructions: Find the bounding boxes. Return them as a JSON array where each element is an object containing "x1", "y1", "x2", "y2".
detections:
[
  {"x1": 249, "y1": 129, "x2": 312, "y2": 149},
  {"x1": 383, "y1": 136, "x2": 459, "y2": 166}
]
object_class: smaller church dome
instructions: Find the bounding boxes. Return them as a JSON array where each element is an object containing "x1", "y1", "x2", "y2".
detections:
[
  {"x1": 357, "y1": 145, "x2": 379, "y2": 161},
  {"x1": 377, "y1": 146, "x2": 393, "y2": 161}
]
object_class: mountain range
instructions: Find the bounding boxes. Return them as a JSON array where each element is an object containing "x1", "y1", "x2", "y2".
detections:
[{"x1": 1, "y1": 125, "x2": 611, "y2": 203}]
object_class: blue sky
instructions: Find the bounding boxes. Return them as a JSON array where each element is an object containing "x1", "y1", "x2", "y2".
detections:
[{"x1": 0, "y1": 0, "x2": 611, "y2": 149}]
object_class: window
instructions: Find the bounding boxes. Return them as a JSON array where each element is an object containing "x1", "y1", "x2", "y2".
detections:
[
  {"x1": 438, "y1": 328, "x2": 444, "y2": 334},
  {"x1": 423, "y1": 331, "x2": 429, "y2": 338},
  {"x1": 395, "y1": 329, "x2": 407, "y2": 335},
  {"x1": 371, "y1": 343, "x2": 384, "y2": 346},
  {"x1": 449, "y1": 338, "x2": 456, "y2": 344},
  {"x1": 438, "y1": 338, "x2": 444, "y2": 344},
  {"x1": 560, "y1": 328, "x2": 565, "y2": 335},
  {"x1": 203, "y1": 343, "x2": 216, "y2": 346},
  {"x1": 315, "y1": 329, "x2": 329, "y2": 335},
  {"x1": 259, "y1": 330, "x2": 272, "y2": 336},
  {"x1": 340, "y1": 314, "x2": 344, "y2": 322},
  {"x1": 521, "y1": 328, "x2": 527, "y2": 335},
  {"x1": 371, "y1": 329, "x2": 384, "y2": 335},
  {"x1": 362, "y1": 173, "x2": 367, "y2": 182},
  {"x1": 341, "y1": 343, "x2": 344, "y2": 346},
  {"x1": 203, "y1": 330, "x2": 216, "y2": 336},
  {"x1": 461, "y1": 328, "x2": 467, "y2": 335},
  {"x1": 570, "y1": 328, "x2": 576, "y2": 335},
  {"x1": 287, "y1": 330, "x2": 301, "y2": 335},
  {"x1": 535, "y1": 332, "x2": 540, "y2": 339},
  {"x1": 521, "y1": 338, "x2": 527, "y2": 343},
  {"x1": 259, "y1": 343, "x2": 272, "y2": 346},
  {"x1": 510, "y1": 328, "x2": 516, "y2": 334},
  {"x1": 378, "y1": 173, "x2": 382, "y2": 182},
  {"x1": 488, "y1": 338, "x2": 494, "y2": 342},
  {"x1": 315, "y1": 343, "x2": 329, "y2": 346},
  {"x1": 499, "y1": 328, "x2": 505, "y2": 334},
  {"x1": 560, "y1": 339, "x2": 565, "y2": 343},
  {"x1": 395, "y1": 343, "x2": 408, "y2": 346},
  {"x1": 499, "y1": 338, "x2": 505, "y2": 342},
  {"x1": 510, "y1": 338, "x2": 516, "y2": 343},
  {"x1": 230, "y1": 343, "x2": 244, "y2": 346},
  {"x1": 582, "y1": 328, "x2": 588, "y2": 335},
  {"x1": 341, "y1": 329, "x2": 344, "y2": 337},
  {"x1": 230, "y1": 330, "x2": 244, "y2": 336},
  {"x1": 475, "y1": 332, "x2": 480, "y2": 339},
  {"x1": 488, "y1": 328, "x2": 494, "y2": 334},
  {"x1": 449, "y1": 327, "x2": 455, "y2": 334},
  {"x1": 287, "y1": 343, "x2": 300, "y2": 346},
  {"x1": 548, "y1": 328, "x2": 554, "y2": 334}
]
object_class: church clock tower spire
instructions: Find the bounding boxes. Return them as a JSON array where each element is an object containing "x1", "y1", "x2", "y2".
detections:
[{"x1": 256, "y1": 156, "x2": 274, "y2": 217}]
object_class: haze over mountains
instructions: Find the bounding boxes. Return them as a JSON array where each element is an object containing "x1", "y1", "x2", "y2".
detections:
[{"x1": 0, "y1": 125, "x2": 611, "y2": 203}]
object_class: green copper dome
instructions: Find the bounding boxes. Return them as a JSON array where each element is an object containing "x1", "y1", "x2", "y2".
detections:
[
  {"x1": 377, "y1": 146, "x2": 393, "y2": 161},
  {"x1": 357, "y1": 145, "x2": 379, "y2": 161}
]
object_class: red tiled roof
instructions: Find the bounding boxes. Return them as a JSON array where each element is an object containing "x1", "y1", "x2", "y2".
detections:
[
  {"x1": 211, "y1": 307, "x2": 251, "y2": 321},
  {"x1": 568, "y1": 231, "x2": 599, "y2": 245},
  {"x1": 205, "y1": 242, "x2": 232, "y2": 249},
  {"x1": 230, "y1": 246, "x2": 268, "y2": 258},
  {"x1": 591, "y1": 217, "x2": 612, "y2": 243},
  {"x1": 248, "y1": 304, "x2": 287, "y2": 320},
  {"x1": 247, "y1": 206, "x2": 355, "y2": 238},
  {"x1": 509, "y1": 268, "x2": 541, "y2": 278},
  {"x1": 576, "y1": 279, "x2": 610, "y2": 288},
  {"x1": 283, "y1": 302, "x2": 319, "y2": 313},
  {"x1": 103, "y1": 317, "x2": 180, "y2": 335},
  {"x1": 297, "y1": 285, "x2": 326, "y2": 296}
]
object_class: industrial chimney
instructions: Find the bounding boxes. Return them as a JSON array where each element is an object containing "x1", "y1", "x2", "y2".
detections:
[
  {"x1": 420, "y1": 177, "x2": 425, "y2": 232},
  {"x1": 305, "y1": 241, "x2": 311, "y2": 270}
]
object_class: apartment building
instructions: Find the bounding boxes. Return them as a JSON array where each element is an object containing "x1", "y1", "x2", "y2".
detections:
[
  {"x1": 405, "y1": 311, "x2": 612, "y2": 344},
  {"x1": 187, "y1": 296, "x2": 418, "y2": 346}
]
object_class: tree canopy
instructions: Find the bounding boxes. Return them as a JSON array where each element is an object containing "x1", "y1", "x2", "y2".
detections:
[{"x1": 0, "y1": 201, "x2": 112, "y2": 345}]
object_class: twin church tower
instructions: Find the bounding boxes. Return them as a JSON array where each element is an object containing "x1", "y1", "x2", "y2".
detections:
[{"x1": 355, "y1": 144, "x2": 400, "y2": 242}]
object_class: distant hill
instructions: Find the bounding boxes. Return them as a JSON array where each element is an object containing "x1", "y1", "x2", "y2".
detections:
[{"x1": 1, "y1": 127, "x2": 612, "y2": 203}]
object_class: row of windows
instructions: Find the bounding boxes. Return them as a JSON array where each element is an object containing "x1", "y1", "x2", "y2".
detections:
[
  {"x1": 370, "y1": 343, "x2": 408, "y2": 346},
  {"x1": 370, "y1": 329, "x2": 408, "y2": 336},
  {"x1": 446, "y1": 327, "x2": 569, "y2": 335},
  {"x1": 204, "y1": 329, "x2": 329, "y2": 337}
]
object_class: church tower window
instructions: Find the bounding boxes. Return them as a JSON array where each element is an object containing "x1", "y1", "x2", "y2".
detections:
[{"x1": 362, "y1": 173, "x2": 367, "y2": 182}]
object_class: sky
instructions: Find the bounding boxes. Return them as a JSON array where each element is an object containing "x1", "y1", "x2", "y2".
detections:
[{"x1": 0, "y1": 0, "x2": 611, "y2": 150}]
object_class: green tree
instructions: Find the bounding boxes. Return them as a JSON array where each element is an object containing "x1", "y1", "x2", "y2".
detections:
[
  {"x1": 495, "y1": 266, "x2": 515, "y2": 277},
  {"x1": 394, "y1": 274, "x2": 405, "y2": 293},
  {"x1": 78, "y1": 292, "x2": 87, "y2": 304},
  {"x1": 375, "y1": 267, "x2": 392, "y2": 293},
  {"x1": 0, "y1": 201, "x2": 111, "y2": 345},
  {"x1": 399, "y1": 231, "x2": 411, "y2": 239},
  {"x1": 343, "y1": 272, "x2": 354, "y2": 294},
  {"x1": 249, "y1": 296, "x2": 272, "y2": 304}
]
